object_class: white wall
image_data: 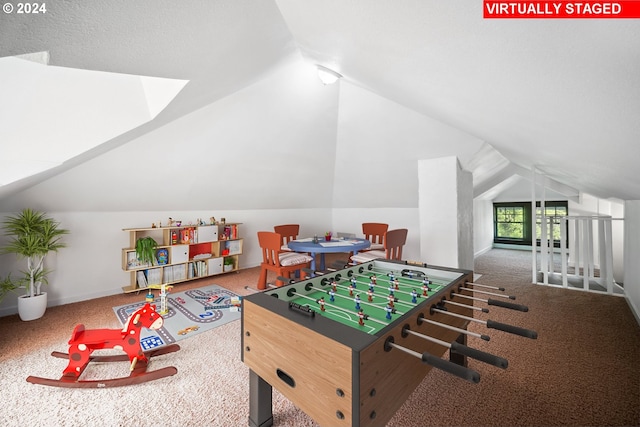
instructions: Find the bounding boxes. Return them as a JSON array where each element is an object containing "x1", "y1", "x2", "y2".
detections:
[
  {"x1": 623, "y1": 201, "x2": 640, "y2": 322},
  {"x1": 417, "y1": 157, "x2": 473, "y2": 270},
  {"x1": 473, "y1": 198, "x2": 494, "y2": 256}
]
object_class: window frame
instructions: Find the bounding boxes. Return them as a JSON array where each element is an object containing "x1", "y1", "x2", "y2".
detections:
[{"x1": 493, "y1": 201, "x2": 568, "y2": 247}]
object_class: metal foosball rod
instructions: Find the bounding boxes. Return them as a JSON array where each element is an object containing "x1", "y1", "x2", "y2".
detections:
[
  {"x1": 465, "y1": 281, "x2": 506, "y2": 291},
  {"x1": 306, "y1": 276, "x2": 415, "y2": 313},
  {"x1": 384, "y1": 336, "x2": 481, "y2": 383},
  {"x1": 450, "y1": 292, "x2": 529, "y2": 312},
  {"x1": 400, "y1": 325, "x2": 508, "y2": 369},
  {"x1": 441, "y1": 299, "x2": 489, "y2": 313},
  {"x1": 277, "y1": 276, "x2": 403, "y2": 321},
  {"x1": 417, "y1": 314, "x2": 491, "y2": 341},
  {"x1": 431, "y1": 303, "x2": 538, "y2": 339},
  {"x1": 307, "y1": 284, "x2": 407, "y2": 317},
  {"x1": 291, "y1": 291, "x2": 389, "y2": 327},
  {"x1": 348, "y1": 274, "x2": 422, "y2": 301},
  {"x1": 458, "y1": 285, "x2": 516, "y2": 300}
]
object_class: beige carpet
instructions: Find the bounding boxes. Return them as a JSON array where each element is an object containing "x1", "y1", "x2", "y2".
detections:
[{"x1": 1, "y1": 250, "x2": 638, "y2": 426}]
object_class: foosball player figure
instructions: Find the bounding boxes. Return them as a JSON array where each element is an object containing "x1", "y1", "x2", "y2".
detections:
[
  {"x1": 422, "y1": 282, "x2": 430, "y2": 296},
  {"x1": 358, "y1": 309, "x2": 367, "y2": 326},
  {"x1": 410, "y1": 289, "x2": 418, "y2": 304},
  {"x1": 393, "y1": 278, "x2": 400, "y2": 290},
  {"x1": 317, "y1": 297, "x2": 326, "y2": 312},
  {"x1": 328, "y1": 288, "x2": 336, "y2": 302},
  {"x1": 367, "y1": 288, "x2": 374, "y2": 302},
  {"x1": 331, "y1": 280, "x2": 338, "y2": 292},
  {"x1": 350, "y1": 276, "x2": 358, "y2": 289},
  {"x1": 388, "y1": 284, "x2": 395, "y2": 296},
  {"x1": 369, "y1": 280, "x2": 376, "y2": 293},
  {"x1": 387, "y1": 293, "x2": 397, "y2": 308},
  {"x1": 348, "y1": 283, "x2": 355, "y2": 296},
  {"x1": 370, "y1": 274, "x2": 377, "y2": 284},
  {"x1": 385, "y1": 304, "x2": 394, "y2": 320},
  {"x1": 354, "y1": 294, "x2": 361, "y2": 310},
  {"x1": 388, "y1": 271, "x2": 395, "y2": 283}
]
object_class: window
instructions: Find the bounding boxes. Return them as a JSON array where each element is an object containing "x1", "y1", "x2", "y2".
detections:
[
  {"x1": 493, "y1": 201, "x2": 568, "y2": 246},
  {"x1": 494, "y1": 203, "x2": 532, "y2": 245}
]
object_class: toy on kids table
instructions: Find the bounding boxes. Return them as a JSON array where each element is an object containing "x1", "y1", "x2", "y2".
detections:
[
  {"x1": 26, "y1": 303, "x2": 180, "y2": 388},
  {"x1": 1, "y1": 208, "x2": 69, "y2": 321}
]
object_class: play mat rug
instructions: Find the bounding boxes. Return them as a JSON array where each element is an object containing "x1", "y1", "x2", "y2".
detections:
[{"x1": 112, "y1": 284, "x2": 241, "y2": 351}]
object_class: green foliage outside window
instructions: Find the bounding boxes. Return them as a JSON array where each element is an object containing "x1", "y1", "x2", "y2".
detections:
[
  {"x1": 495, "y1": 206, "x2": 525, "y2": 239},
  {"x1": 536, "y1": 206, "x2": 568, "y2": 241}
]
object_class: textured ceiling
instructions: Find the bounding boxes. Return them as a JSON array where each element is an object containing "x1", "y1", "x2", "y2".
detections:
[{"x1": 1, "y1": 0, "x2": 639, "y2": 201}]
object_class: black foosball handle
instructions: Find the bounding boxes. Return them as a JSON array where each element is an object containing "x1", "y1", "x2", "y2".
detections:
[
  {"x1": 486, "y1": 320, "x2": 538, "y2": 339},
  {"x1": 450, "y1": 341, "x2": 508, "y2": 369},
  {"x1": 421, "y1": 352, "x2": 480, "y2": 383},
  {"x1": 487, "y1": 298, "x2": 529, "y2": 312}
]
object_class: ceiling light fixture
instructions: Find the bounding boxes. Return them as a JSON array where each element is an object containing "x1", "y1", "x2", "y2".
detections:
[{"x1": 316, "y1": 65, "x2": 342, "y2": 85}]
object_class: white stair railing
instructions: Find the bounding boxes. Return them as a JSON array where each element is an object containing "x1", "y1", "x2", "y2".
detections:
[{"x1": 537, "y1": 215, "x2": 622, "y2": 295}]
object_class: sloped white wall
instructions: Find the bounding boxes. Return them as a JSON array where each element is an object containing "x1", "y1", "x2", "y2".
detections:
[
  {"x1": 0, "y1": 57, "x2": 155, "y2": 186},
  {"x1": 1, "y1": 58, "x2": 339, "y2": 212},
  {"x1": 332, "y1": 83, "x2": 484, "y2": 208}
]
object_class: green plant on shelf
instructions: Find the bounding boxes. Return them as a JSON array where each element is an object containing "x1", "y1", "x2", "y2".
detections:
[{"x1": 135, "y1": 236, "x2": 158, "y2": 267}]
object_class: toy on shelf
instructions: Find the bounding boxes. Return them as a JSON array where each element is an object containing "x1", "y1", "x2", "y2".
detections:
[{"x1": 26, "y1": 303, "x2": 180, "y2": 388}]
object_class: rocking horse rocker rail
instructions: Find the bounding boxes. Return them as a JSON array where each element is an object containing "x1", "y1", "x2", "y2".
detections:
[{"x1": 26, "y1": 303, "x2": 180, "y2": 388}]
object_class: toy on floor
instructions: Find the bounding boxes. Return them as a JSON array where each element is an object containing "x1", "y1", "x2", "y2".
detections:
[
  {"x1": 147, "y1": 283, "x2": 173, "y2": 315},
  {"x1": 26, "y1": 303, "x2": 180, "y2": 388}
]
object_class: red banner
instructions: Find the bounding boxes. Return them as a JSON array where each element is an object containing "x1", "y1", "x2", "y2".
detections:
[{"x1": 484, "y1": 1, "x2": 640, "y2": 18}]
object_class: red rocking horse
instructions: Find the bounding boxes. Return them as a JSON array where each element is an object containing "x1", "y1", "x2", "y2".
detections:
[{"x1": 27, "y1": 303, "x2": 180, "y2": 388}]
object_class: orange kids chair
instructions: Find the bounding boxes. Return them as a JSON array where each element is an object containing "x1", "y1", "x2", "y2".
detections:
[{"x1": 257, "y1": 231, "x2": 312, "y2": 289}]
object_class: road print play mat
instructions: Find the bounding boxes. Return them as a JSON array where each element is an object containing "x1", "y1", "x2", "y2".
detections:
[{"x1": 112, "y1": 285, "x2": 241, "y2": 350}]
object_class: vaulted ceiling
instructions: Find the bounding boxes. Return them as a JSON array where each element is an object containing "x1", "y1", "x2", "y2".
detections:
[{"x1": 1, "y1": 0, "x2": 639, "y2": 201}]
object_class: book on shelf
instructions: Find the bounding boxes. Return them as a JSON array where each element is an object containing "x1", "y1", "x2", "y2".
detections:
[
  {"x1": 187, "y1": 260, "x2": 208, "y2": 278},
  {"x1": 137, "y1": 271, "x2": 148, "y2": 287}
]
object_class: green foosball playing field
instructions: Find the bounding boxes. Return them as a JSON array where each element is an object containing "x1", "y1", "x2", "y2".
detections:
[{"x1": 286, "y1": 268, "x2": 449, "y2": 334}]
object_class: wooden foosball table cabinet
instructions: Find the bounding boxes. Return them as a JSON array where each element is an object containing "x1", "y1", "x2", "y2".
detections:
[{"x1": 241, "y1": 259, "x2": 536, "y2": 427}]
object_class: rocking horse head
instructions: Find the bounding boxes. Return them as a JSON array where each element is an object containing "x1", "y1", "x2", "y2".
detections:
[{"x1": 124, "y1": 303, "x2": 164, "y2": 331}]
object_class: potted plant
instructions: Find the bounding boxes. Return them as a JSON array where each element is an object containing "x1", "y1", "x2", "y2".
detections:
[
  {"x1": 223, "y1": 257, "x2": 234, "y2": 272},
  {"x1": 135, "y1": 236, "x2": 158, "y2": 267},
  {"x1": 1, "y1": 208, "x2": 69, "y2": 321}
]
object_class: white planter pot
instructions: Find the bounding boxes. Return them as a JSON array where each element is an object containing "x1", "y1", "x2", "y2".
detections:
[
  {"x1": 18, "y1": 292, "x2": 47, "y2": 321},
  {"x1": 224, "y1": 264, "x2": 233, "y2": 272}
]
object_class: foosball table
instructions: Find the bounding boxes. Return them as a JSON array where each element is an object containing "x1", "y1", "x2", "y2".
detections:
[{"x1": 241, "y1": 259, "x2": 537, "y2": 427}]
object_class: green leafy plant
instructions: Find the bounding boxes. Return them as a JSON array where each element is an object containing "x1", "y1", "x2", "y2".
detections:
[
  {"x1": 0, "y1": 274, "x2": 18, "y2": 302},
  {"x1": 135, "y1": 236, "x2": 158, "y2": 266},
  {"x1": 224, "y1": 257, "x2": 234, "y2": 267},
  {"x1": 1, "y1": 208, "x2": 69, "y2": 298}
]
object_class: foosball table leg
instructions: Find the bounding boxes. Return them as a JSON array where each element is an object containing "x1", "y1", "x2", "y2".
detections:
[
  {"x1": 450, "y1": 333, "x2": 468, "y2": 367},
  {"x1": 249, "y1": 370, "x2": 273, "y2": 427}
]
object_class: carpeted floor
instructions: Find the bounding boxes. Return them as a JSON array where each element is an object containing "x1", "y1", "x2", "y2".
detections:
[{"x1": 0, "y1": 249, "x2": 638, "y2": 426}]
